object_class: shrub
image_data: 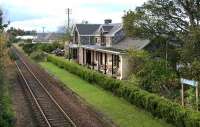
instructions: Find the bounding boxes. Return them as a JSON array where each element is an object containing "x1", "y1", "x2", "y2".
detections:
[
  {"x1": 8, "y1": 49, "x2": 18, "y2": 60},
  {"x1": 137, "y1": 59, "x2": 178, "y2": 93},
  {"x1": 22, "y1": 42, "x2": 64, "y2": 55},
  {"x1": 22, "y1": 43, "x2": 37, "y2": 55},
  {"x1": 30, "y1": 50, "x2": 47, "y2": 62},
  {"x1": 47, "y1": 55, "x2": 200, "y2": 127}
]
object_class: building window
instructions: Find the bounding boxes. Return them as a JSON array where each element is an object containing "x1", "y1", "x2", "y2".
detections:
[{"x1": 96, "y1": 38, "x2": 98, "y2": 43}]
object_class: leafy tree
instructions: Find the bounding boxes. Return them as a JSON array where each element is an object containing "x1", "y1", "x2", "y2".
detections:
[
  {"x1": 127, "y1": 49, "x2": 178, "y2": 97},
  {"x1": 127, "y1": 49, "x2": 149, "y2": 74},
  {"x1": 137, "y1": 59, "x2": 178, "y2": 95},
  {"x1": 123, "y1": 0, "x2": 200, "y2": 66},
  {"x1": 180, "y1": 27, "x2": 200, "y2": 62},
  {"x1": 124, "y1": 0, "x2": 200, "y2": 37},
  {"x1": 177, "y1": 27, "x2": 200, "y2": 87},
  {"x1": 123, "y1": 11, "x2": 145, "y2": 37},
  {"x1": 123, "y1": 1, "x2": 200, "y2": 96}
]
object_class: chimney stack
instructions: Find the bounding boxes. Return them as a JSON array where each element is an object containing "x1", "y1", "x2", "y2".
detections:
[{"x1": 104, "y1": 19, "x2": 112, "y2": 24}]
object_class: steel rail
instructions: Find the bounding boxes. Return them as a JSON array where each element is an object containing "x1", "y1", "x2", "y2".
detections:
[
  {"x1": 14, "y1": 48, "x2": 76, "y2": 127},
  {"x1": 15, "y1": 61, "x2": 52, "y2": 127}
]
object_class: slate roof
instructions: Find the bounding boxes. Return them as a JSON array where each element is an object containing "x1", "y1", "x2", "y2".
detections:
[
  {"x1": 80, "y1": 37, "x2": 150, "y2": 54},
  {"x1": 81, "y1": 45, "x2": 126, "y2": 55},
  {"x1": 74, "y1": 23, "x2": 122, "y2": 36},
  {"x1": 33, "y1": 33, "x2": 64, "y2": 42},
  {"x1": 103, "y1": 23, "x2": 122, "y2": 36},
  {"x1": 102, "y1": 25, "x2": 113, "y2": 32},
  {"x1": 112, "y1": 37, "x2": 150, "y2": 50},
  {"x1": 76, "y1": 24, "x2": 100, "y2": 35}
]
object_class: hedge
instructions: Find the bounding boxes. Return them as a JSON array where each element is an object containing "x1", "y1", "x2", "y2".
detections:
[{"x1": 47, "y1": 55, "x2": 200, "y2": 127}]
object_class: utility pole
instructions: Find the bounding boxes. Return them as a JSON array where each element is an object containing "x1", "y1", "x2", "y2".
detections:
[
  {"x1": 65, "y1": 8, "x2": 72, "y2": 32},
  {"x1": 42, "y1": 27, "x2": 45, "y2": 37},
  {"x1": 42, "y1": 27, "x2": 45, "y2": 33}
]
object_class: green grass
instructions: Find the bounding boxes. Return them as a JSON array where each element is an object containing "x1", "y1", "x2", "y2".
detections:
[
  {"x1": 40, "y1": 62, "x2": 174, "y2": 127},
  {"x1": 0, "y1": 74, "x2": 15, "y2": 127}
]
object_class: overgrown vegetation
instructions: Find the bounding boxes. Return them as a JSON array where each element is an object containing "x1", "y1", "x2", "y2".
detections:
[
  {"x1": 123, "y1": 0, "x2": 200, "y2": 108},
  {"x1": 20, "y1": 42, "x2": 64, "y2": 55},
  {"x1": 30, "y1": 50, "x2": 47, "y2": 62},
  {"x1": 127, "y1": 49, "x2": 179, "y2": 99},
  {"x1": 138, "y1": 59, "x2": 178, "y2": 94},
  {"x1": 6, "y1": 27, "x2": 36, "y2": 47},
  {"x1": 0, "y1": 9, "x2": 14, "y2": 127},
  {"x1": 40, "y1": 62, "x2": 173, "y2": 127},
  {"x1": 47, "y1": 55, "x2": 200, "y2": 127}
]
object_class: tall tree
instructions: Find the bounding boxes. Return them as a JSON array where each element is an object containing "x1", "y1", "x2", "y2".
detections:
[
  {"x1": 124, "y1": 0, "x2": 200, "y2": 37},
  {"x1": 123, "y1": 0, "x2": 200, "y2": 65}
]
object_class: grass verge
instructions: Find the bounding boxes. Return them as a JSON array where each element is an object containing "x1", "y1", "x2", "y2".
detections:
[
  {"x1": 0, "y1": 61, "x2": 15, "y2": 127},
  {"x1": 40, "y1": 61, "x2": 174, "y2": 127}
]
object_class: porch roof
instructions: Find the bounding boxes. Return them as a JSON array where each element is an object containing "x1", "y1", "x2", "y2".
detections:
[
  {"x1": 69, "y1": 44, "x2": 79, "y2": 48},
  {"x1": 112, "y1": 37, "x2": 150, "y2": 50},
  {"x1": 81, "y1": 45, "x2": 127, "y2": 55}
]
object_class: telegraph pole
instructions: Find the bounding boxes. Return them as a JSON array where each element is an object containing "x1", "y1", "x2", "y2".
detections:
[
  {"x1": 42, "y1": 27, "x2": 45, "y2": 37},
  {"x1": 42, "y1": 27, "x2": 45, "y2": 33},
  {"x1": 65, "y1": 8, "x2": 72, "y2": 31}
]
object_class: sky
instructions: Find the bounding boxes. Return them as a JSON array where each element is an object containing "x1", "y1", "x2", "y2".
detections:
[{"x1": 1, "y1": 0, "x2": 147, "y2": 32}]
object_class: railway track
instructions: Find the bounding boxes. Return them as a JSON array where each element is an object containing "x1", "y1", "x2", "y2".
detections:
[{"x1": 14, "y1": 48, "x2": 76, "y2": 127}]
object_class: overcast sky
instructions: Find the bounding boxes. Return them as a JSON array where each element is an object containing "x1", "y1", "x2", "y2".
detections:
[{"x1": 1, "y1": 0, "x2": 147, "y2": 32}]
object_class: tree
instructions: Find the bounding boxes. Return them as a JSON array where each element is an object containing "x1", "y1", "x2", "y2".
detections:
[
  {"x1": 123, "y1": 0, "x2": 200, "y2": 74},
  {"x1": 137, "y1": 59, "x2": 178, "y2": 95},
  {"x1": 123, "y1": 0, "x2": 200, "y2": 45},
  {"x1": 123, "y1": 0, "x2": 200, "y2": 99},
  {"x1": 127, "y1": 0, "x2": 200, "y2": 35}
]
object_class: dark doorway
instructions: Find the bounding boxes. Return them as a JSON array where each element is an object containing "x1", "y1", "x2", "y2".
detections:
[
  {"x1": 86, "y1": 50, "x2": 91, "y2": 65},
  {"x1": 72, "y1": 49, "x2": 78, "y2": 59}
]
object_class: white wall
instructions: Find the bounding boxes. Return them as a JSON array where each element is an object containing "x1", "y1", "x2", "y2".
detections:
[{"x1": 120, "y1": 55, "x2": 133, "y2": 80}]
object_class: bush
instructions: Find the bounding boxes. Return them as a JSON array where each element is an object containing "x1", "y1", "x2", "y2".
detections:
[
  {"x1": 30, "y1": 50, "x2": 47, "y2": 62},
  {"x1": 8, "y1": 49, "x2": 18, "y2": 60},
  {"x1": 22, "y1": 42, "x2": 64, "y2": 55},
  {"x1": 47, "y1": 55, "x2": 200, "y2": 127},
  {"x1": 137, "y1": 59, "x2": 178, "y2": 93},
  {"x1": 22, "y1": 43, "x2": 37, "y2": 55}
]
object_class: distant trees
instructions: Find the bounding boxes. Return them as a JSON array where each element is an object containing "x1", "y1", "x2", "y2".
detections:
[
  {"x1": 21, "y1": 42, "x2": 64, "y2": 55},
  {"x1": 6, "y1": 27, "x2": 37, "y2": 46},
  {"x1": 7, "y1": 27, "x2": 36, "y2": 36}
]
